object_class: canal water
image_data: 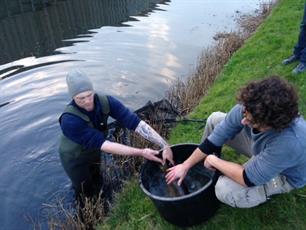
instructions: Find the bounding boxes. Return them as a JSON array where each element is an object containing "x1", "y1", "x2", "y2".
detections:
[{"x1": 0, "y1": 0, "x2": 267, "y2": 228}]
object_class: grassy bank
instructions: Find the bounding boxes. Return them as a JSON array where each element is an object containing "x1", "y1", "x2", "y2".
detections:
[{"x1": 98, "y1": 0, "x2": 306, "y2": 229}]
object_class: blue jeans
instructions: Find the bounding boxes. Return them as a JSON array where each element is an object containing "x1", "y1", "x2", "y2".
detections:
[{"x1": 294, "y1": 4, "x2": 306, "y2": 63}]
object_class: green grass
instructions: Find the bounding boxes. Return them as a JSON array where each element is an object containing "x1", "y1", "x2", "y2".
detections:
[{"x1": 98, "y1": 0, "x2": 306, "y2": 229}]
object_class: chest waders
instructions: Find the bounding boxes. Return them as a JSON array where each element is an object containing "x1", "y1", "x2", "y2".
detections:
[{"x1": 59, "y1": 95, "x2": 109, "y2": 198}]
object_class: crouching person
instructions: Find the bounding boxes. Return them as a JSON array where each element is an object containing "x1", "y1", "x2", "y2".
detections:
[{"x1": 166, "y1": 76, "x2": 306, "y2": 208}]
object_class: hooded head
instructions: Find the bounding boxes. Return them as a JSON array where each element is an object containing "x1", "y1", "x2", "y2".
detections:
[{"x1": 66, "y1": 69, "x2": 94, "y2": 98}]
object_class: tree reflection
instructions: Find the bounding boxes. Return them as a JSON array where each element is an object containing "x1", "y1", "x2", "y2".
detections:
[{"x1": 0, "y1": 0, "x2": 170, "y2": 65}]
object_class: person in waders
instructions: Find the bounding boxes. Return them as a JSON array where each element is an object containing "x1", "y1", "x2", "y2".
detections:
[
  {"x1": 59, "y1": 69, "x2": 174, "y2": 203},
  {"x1": 166, "y1": 76, "x2": 306, "y2": 208}
]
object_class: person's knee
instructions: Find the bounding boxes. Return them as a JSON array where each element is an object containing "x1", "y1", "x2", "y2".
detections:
[
  {"x1": 215, "y1": 176, "x2": 237, "y2": 207},
  {"x1": 215, "y1": 176, "x2": 267, "y2": 208},
  {"x1": 202, "y1": 112, "x2": 225, "y2": 141},
  {"x1": 208, "y1": 111, "x2": 225, "y2": 124}
]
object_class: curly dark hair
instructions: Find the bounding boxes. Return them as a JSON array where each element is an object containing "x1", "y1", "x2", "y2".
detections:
[{"x1": 237, "y1": 76, "x2": 299, "y2": 131}]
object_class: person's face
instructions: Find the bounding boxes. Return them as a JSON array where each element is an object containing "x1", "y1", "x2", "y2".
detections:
[
  {"x1": 241, "y1": 107, "x2": 269, "y2": 131},
  {"x1": 74, "y1": 90, "x2": 95, "y2": 111},
  {"x1": 241, "y1": 108, "x2": 255, "y2": 127}
]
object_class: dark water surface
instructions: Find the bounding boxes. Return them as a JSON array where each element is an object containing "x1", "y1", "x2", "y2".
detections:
[
  {"x1": 0, "y1": 0, "x2": 267, "y2": 229},
  {"x1": 145, "y1": 163, "x2": 211, "y2": 198}
]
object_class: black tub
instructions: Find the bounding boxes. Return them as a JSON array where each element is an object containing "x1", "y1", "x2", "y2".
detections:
[{"x1": 140, "y1": 143, "x2": 219, "y2": 227}]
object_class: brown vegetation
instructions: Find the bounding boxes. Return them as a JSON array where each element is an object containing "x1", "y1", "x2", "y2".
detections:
[
  {"x1": 47, "y1": 193, "x2": 106, "y2": 230},
  {"x1": 167, "y1": 1, "x2": 275, "y2": 115}
]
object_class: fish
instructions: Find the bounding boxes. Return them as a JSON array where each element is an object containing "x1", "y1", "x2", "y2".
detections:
[{"x1": 159, "y1": 164, "x2": 189, "y2": 197}]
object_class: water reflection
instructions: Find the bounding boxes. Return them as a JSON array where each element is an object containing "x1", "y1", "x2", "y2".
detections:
[
  {"x1": 0, "y1": 0, "x2": 169, "y2": 65},
  {"x1": 0, "y1": 59, "x2": 81, "y2": 80},
  {"x1": 0, "y1": 101, "x2": 10, "y2": 108}
]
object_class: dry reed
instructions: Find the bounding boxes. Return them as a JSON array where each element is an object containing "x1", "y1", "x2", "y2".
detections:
[
  {"x1": 47, "y1": 193, "x2": 106, "y2": 230},
  {"x1": 166, "y1": 1, "x2": 275, "y2": 115}
]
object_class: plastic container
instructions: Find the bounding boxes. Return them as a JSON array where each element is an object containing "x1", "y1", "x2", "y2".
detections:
[{"x1": 140, "y1": 143, "x2": 219, "y2": 227}]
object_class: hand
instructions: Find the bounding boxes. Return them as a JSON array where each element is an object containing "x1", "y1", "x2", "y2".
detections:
[
  {"x1": 142, "y1": 148, "x2": 163, "y2": 164},
  {"x1": 165, "y1": 163, "x2": 188, "y2": 186},
  {"x1": 162, "y1": 146, "x2": 175, "y2": 166},
  {"x1": 203, "y1": 155, "x2": 216, "y2": 171}
]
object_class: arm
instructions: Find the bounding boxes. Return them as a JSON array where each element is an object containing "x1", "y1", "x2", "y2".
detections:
[
  {"x1": 244, "y1": 136, "x2": 300, "y2": 186},
  {"x1": 208, "y1": 104, "x2": 244, "y2": 146},
  {"x1": 101, "y1": 140, "x2": 163, "y2": 164},
  {"x1": 107, "y1": 97, "x2": 174, "y2": 164},
  {"x1": 60, "y1": 113, "x2": 106, "y2": 150},
  {"x1": 204, "y1": 155, "x2": 246, "y2": 186},
  {"x1": 135, "y1": 120, "x2": 174, "y2": 165},
  {"x1": 165, "y1": 147, "x2": 207, "y2": 185},
  {"x1": 202, "y1": 135, "x2": 296, "y2": 187}
]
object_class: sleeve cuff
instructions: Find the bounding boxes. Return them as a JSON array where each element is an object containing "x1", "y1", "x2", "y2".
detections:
[
  {"x1": 198, "y1": 138, "x2": 222, "y2": 155},
  {"x1": 243, "y1": 170, "x2": 255, "y2": 187}
]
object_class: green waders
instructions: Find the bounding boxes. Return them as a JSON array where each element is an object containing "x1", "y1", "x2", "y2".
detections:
[{"x1": 59, "y1": 95, "x2": 109, "y2": 199}]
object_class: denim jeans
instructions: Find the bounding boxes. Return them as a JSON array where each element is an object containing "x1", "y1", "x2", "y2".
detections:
[
  {"x1": 202, "y1": 112, "x2": 294, "y2": 208},
  {"x1": 294, "y1": 4, "x2": 306, "y2": 63}
]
